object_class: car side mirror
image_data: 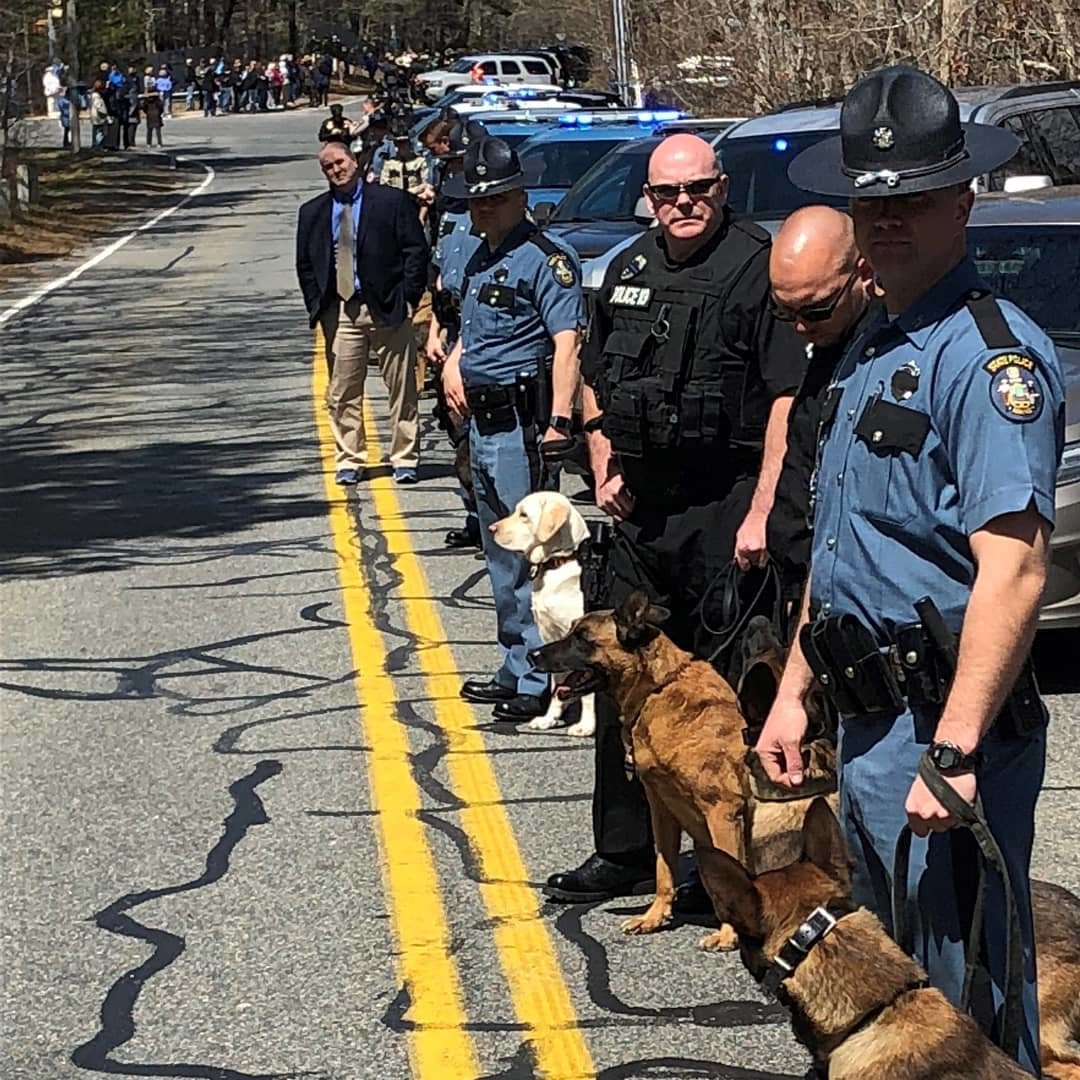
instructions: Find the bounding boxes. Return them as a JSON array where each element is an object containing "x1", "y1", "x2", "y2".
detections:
[
  {"x1": 1002, "y1": 174, "x2": 1053, "y2": 194},
  {"x1": 533, "y1": 200, "x2": 556, "y2": 226},
  {"x1": 633, "y1": 195, "x2": 654, "y2": 224}
]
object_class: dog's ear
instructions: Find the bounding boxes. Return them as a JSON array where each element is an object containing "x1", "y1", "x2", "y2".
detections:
[
  {"x1": 737, "y1": 662, "x2": 778, "y2": 727},
  {"x1": 534, "y1": 496, "x2": 571, "y2": 545},
  {"x1": 801, "y1": 798, "x2": 852, "y2": 894},
  {"x1": 702, "y1": 850, "x2": 764, "y2": 941},
  {"x1": 614, "y1": 590, "x2": 666, "y2": 648}
]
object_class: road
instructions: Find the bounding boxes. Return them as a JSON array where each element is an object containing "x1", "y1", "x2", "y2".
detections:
[{"x1": 2, "y1": 104, "x2": 1078, "y2": 1080}]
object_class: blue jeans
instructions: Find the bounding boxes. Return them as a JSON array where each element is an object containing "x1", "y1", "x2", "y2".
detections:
[
  {"x1": 185, "y1": 85, "x2": 194, "y2": 110},
  {"x1": 468, "y1": 412, "x2": 552, "y2": 697},
  {"x1": 839, "y1": 706, "x2": 1045, "y2": 1075},
  {"x1": 203, "y1": 92, "x2": 215, "y2": 116},
  {"x1": 219, "y1": 86, "x2": 232, "y2": 112}
]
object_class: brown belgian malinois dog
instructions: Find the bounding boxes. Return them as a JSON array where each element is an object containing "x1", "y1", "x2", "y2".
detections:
[{"x1": 530, "y1": 590, "x2": 836, "y2": 950}]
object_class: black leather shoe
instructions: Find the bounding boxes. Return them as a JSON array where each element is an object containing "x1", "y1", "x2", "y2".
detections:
[
  {"x1": 544, "y1": 853, "x2": 655, "y2": 903},
  {"x1": 492, "y1": 693, "x2": 549, "y2": 720},
  {"x1": 460, "y1": 678, "x2": 516, "y2": 704},
  {"x1": 444, "y1": 521, "x2": 481, "y2": 549}
]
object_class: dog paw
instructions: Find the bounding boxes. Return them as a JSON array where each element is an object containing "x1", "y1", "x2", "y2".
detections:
[
  {"x1": 564, "y1": 719, "x2": 595, "y2": 737},
  {"x1": 622, "y1": 911, "x2": 671, "y2": 936},
  {"x1": 699, "y1": 926, "x2": 738, "y2": 952},
  {"x1": 525, "y1": 715, "x2": 561, "y2": 731}
]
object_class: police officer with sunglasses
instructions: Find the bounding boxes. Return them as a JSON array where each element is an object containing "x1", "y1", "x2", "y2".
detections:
[{"x1": 544, "y1": 133, "x2": 805, "y2": 904}]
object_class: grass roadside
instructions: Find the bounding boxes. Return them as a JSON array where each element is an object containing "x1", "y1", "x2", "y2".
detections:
[{"x1": 0, "y1": 150, "x2": 193, "y2": 281}]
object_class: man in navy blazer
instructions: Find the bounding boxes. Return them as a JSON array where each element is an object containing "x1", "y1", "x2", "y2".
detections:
[{"x1": 296, "y1": 139, "x2": 429, "y2": 485}]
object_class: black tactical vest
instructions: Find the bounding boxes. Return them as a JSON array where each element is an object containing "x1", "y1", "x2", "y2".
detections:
[{"x1": 594, "y1": 215, "x2": 773, "y2": 460}]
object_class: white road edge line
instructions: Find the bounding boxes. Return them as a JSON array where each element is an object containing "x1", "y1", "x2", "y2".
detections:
[{"x1": 0, "y1": 158, "x2": 215, "y2": 329}]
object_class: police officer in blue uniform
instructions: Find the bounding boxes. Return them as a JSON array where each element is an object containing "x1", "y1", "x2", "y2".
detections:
[
  {"x1": 441, "y1": 136, "x2": 585, "y2": 720},
  {"x1": 759, "y1": 65, "x2": 1065, "y2": 1076},
  {"x1": 427, "y1": 118, "x2": 487, "y2": 549}
]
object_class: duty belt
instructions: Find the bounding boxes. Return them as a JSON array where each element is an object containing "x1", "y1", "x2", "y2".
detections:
[{"x1": 800, "y1": 607, "x2": 1041, "y2": 737}]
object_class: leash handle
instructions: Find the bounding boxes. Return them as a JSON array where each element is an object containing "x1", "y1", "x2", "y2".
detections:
[
  {"x1": 700, "y1": 561, "x2": 782, "y2": 664},
  {"x1": 891, "y1": 750, "x2": 1024, "y2": 1062}
]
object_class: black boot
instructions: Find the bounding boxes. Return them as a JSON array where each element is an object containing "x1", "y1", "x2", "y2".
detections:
[{"x1": 543, "y1": 853, "x2": 655, "y2": 903}]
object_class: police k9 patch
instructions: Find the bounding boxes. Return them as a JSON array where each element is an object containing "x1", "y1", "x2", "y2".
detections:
[
  {"x1": 610, "y1": 284, "x2": 652, "y2": 308},
  {"x1": 984, "y1": 353, "x2": 1043, "y2": 422},
  {"x1": 548, "y1": 253, "x2": 576, "y2": 288},
  {"x1": 619, "y1": 253, "x2": 648, "y2": 280}
]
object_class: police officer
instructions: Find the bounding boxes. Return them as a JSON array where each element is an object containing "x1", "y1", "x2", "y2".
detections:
[
  {"x1": 765, "y1": 205, "x2": 880, "y2": 633},
  {"x1": 441, "y1": 137, "x2": 585, "y2": 720},
  {"x1": 545, "y1": 133, "x2": 806, "y2": 903},
  {"x1": 426, "y1": 118, "x2": 487, "y2": 549},
  {"x1": 317, "y1": 102, "x2": 359, "y2": 144},
  {"x1": 759, "y1": 65, "x2": 1064, "y2": 1076}
]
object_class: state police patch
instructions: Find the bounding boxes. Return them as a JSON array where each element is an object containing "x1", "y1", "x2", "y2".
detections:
[
  {"x1": 984, "y1": 353, "x2": 1043, "y2": 422},
  {"x1": 548, "y1": 252, "x2": 576, "y2": 288}
]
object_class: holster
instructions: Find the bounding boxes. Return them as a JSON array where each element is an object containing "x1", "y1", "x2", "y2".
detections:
[
  {"x1": 431, "y1": 288, "x2": 460, "y2": 334},
  {"x1": 800, "y1": 614, "x2": 904, "y2": 717},
  {"x1": 580, "y1": 519, "x2": 613, "y2": 613}
]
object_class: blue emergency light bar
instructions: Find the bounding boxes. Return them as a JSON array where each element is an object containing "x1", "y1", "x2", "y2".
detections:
[{"x1": 558, "y1": 109, "x2": 686, "y2": 127}]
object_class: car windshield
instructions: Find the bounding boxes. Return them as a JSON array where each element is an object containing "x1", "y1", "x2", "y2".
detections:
[
  {"x1": 970, "y1": 226, "x2": 1080, "y2": 336},
  {"x1": 718, "y1": 131, "x2": 847, "y2": 217},
  {"x1": 519, "y1": 139, "x2": 625, "y2": 190},
  {"x1": 552, "y1": 142, "x2": 655, "y2": 222},
  {"x1": 447, "y1": 58, "x2": 475, "y2": 73}
]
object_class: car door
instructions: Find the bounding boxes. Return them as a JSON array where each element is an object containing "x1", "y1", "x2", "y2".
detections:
[
  {"x1": 498, "y1": 59, "x2": 524, "y2": 85},
  {"x1": 986, "y1": 114, "x2": 1054, "y2": 191},
  {"x1": 524, "y1": 59, "x2": 553, "y2": 85},
  {"x1": 1025, "y1": 107, "x2": 1080, "y2": 185}
]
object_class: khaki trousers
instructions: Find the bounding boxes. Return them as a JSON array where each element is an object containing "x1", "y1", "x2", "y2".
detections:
[{"x1": 319, "y1": 298, "x2": 419, "y2": 471}]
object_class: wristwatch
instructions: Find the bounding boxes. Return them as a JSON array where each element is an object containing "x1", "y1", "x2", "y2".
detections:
[
  {"x1": 927, "y1": 741, "x2": 980, "y2": 774},
  {"x1": 548, "y1": 415, "x2": 572, "y2": 435}
]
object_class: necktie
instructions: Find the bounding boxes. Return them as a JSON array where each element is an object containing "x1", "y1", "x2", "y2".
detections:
[{"x1": 337, "y1": 198, "x2": 355, "y2": 301}]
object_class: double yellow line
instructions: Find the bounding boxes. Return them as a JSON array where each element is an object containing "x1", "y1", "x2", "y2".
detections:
[{"x1": 313, "y1": 341, "x2": 594, "y2": 1079}]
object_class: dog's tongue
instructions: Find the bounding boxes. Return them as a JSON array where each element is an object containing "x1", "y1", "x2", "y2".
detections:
[{"x1": 555, "y1": 671, "x2": 589, "y2": 699}]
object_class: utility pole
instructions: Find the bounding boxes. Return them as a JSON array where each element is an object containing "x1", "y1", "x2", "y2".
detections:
[
  {"x1": 611, "y1": 0, "x2": 636, "y2": 106},
  {"x1": 67, "y1": 0, "x2": 80, "y2": 152}
]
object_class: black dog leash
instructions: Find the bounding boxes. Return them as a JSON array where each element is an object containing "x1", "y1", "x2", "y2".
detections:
[
  {"x1": 700, "y1": 561, "x2": 782, "y2": 664},
  {"x1": 892, "y1": 750, "x2": 1024, "y2": 1062}
]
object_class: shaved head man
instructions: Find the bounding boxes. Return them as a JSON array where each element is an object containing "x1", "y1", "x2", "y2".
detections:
[
  {"x1": 764, "y1": 204, "x2": 877, "y2": 628},
  {"x1": 643, "y1": 133, "x2": 729, "y2": 257},
  {"x1": 770, "y1": 206, "x2": 874, "y2": 349},
  {"x1": 546, "y1": 130, "x2": 807, "y2": 906}
]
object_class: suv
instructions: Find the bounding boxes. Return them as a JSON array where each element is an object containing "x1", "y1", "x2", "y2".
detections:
[{"x1": 418, "y1": 54, "x2": 560, "y2": 101}]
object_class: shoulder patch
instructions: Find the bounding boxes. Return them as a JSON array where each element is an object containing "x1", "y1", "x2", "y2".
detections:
[
  {"x1": 984, "y1": 353, "x2": 1043, "y2": 422},
  {"x1": 619, "y1": 253, "x2": 648, "y2": 281},
  {"x1": 548, "y1": 252, "x2": 576, "y2": 288}
]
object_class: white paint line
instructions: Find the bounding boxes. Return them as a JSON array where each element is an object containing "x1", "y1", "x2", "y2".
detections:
[{"x1": 0, "y1": 158, "x2": 215, "y2": 329}]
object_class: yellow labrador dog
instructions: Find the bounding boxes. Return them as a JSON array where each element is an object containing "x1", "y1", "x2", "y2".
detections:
[{"x1": 491, "y1": 492, "x2": 596, "y2": 736}]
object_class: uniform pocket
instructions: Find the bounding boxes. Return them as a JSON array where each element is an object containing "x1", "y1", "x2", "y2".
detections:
[{"x1": 851, "y1": 398, "x2": 931, "y2": 527}]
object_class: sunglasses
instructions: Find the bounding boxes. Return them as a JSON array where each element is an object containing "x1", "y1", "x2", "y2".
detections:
[
  {"x1": 770, "y1": 267, "x2": 860, "y2": 324},
  {"x1": 646, "y1": 176, "x2": 720, "y2": 203}
]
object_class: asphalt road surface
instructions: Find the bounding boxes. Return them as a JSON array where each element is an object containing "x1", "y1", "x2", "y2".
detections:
[{"x1": 3, "y1": 103, "x2": 1078, "y2": 1080}]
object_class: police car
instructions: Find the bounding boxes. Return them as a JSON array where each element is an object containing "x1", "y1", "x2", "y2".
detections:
[{"x1": 516, "y1": 110, "x2": 686, "y2": 210}]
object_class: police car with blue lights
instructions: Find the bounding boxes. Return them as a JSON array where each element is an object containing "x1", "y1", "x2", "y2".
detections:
[{"x1": 516, "y1": 110, "x2": 686, "y2": 210}]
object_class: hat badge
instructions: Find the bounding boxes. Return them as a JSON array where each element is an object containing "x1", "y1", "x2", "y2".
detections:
[
  {"x1": 872, "y1": 126, "x2": 895, "y2": 150},
  {"x1": 475, "y1": 162, "x2": 487, "y2": 176}
]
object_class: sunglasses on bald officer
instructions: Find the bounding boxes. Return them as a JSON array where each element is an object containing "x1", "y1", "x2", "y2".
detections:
[
  {"x1": 769, "y1": 266, "x2": 860, "y2": 324},
  {"x1": 645, "y1": 176, "x2": 721, "y2": 203}
]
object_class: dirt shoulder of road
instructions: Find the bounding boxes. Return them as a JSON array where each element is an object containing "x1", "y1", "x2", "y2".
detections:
[{"x1": 0, "y1": 149, "x2": 193, "y2": 282}]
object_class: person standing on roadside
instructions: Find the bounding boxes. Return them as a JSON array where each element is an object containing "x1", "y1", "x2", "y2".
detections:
[
  {"x1": 202, "y1": 60, "x2": 218, "y2": 117},
  {"x1": 764, "y1": 205, "x2": 879, "y2": 629},
  {"x1": 296, "y1": 140, "x2": 429, "y2": 487},
  {"x1": 143, "y1": 84, "x2": 164, "y2": 147},
  {"x1": 545, "y1": 133, "x2": 805, "y2": 904},
  {"x1": 441, "y1": 137, "x2": 585, "y2": 722},
  {"x1": 758, "y1": 65, "x2": 1064, "y2": 1077},
  {"x1": 123, "y1": 67, "x2": 141, "y2": 149}
]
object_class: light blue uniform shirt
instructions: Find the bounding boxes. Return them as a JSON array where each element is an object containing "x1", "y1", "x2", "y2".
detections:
[
  {"x1": 809, "y1": 257, "x2": 1065, "y2": 638},
  {"x1": 457, "y1": 220, "x2": 584, "y2": 388}
]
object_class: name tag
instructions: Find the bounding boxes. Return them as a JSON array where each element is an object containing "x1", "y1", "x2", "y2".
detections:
[{"x1": 610, "y1": 284, "x2": 652, "y2": 308}]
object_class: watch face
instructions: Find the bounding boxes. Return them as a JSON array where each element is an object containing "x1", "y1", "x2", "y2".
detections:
[{"x1": 932, "y1": 744, "x2": 962, "y2": 770}]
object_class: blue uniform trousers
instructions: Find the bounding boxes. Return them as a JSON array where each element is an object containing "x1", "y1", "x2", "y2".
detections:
[
  {"x1": 468, "y1": 414, "x2": 550, "y2": 698},
  {"x1": 839, "y1": 706, "x2": 1045, "y2": 1075}
]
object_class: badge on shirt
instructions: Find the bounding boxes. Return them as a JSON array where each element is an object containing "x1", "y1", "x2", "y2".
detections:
[
  {"x1": 984, "y1": 353, "x2": 1044, "y2": 422},
  {"x1": 548, "y1": 252, "x2": 576, "y2": 288},
  {"x1": 620, "y1": 253, "x2": 647, "y2": 280},
  {"x1": 494, "y1": 266, "x2": 509, "y2": 284},
  {"x1": 890, "y1": 361, "x2": 920, "y2": 402},
  {"x1": 610, "y1": 284, "x2": 652, "y2": 308}
]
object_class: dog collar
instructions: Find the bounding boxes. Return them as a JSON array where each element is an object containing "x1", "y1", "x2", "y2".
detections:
[
  {"x1": 529, "y1": 553, "x2": 577, "y2": 580},
  {"x1": 759, "y1": 903, "x2": 850, "y2": 998}
]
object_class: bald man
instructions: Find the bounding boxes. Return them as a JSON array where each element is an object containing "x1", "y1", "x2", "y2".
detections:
[
  {"x1": 765, "y1": 206, "x2": 878, "y2": 628},
  {"x1": 545, "y1": 133, "x2": 806, "y2": 905}
]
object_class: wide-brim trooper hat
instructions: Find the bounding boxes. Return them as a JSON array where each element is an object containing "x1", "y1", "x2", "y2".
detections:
[
  {"x1": 788, "y1": 65, "x2": 1020, "y2": 198},
  {"x1": 442, "y1": 136, "x2": 526, "y2": 199},
  {"x1": 437, "y1": 117, "x2": 488, "y2": 160}
]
